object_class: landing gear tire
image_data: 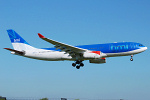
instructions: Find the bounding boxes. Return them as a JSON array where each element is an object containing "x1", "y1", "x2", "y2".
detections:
[
  {"x1": 72, "y1": 63, "x2": 76, "y2": 67},
  {"x1": 76, "y1": 66, "x2": 80, "y2": 69},
  {"x1": 130, "y1": 58, "x2": 133, "y2": 61},
  {"x1": 130, "y1": 55, "x2": 133, "y2": 61},
  {"x1": 76, "y1": 60, "x2": 80, "y2": 64},
  {"x1": 80, "y1": 63, "x2": 84, "y2": 67},
  {"x1": 72, "y1": 60, "x2": 84, "y2": 69}
]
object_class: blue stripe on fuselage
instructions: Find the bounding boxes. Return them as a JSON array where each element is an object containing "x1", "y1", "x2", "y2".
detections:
[{"x1": 42, "y1": 42, "x2": 145, "y2": 53}]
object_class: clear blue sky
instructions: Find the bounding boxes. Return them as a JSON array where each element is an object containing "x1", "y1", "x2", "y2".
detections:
[{"x1": 0, "y1": 0, "x2": 150, "y2": 100}]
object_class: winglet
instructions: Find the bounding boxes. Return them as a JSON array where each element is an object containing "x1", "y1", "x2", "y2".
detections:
[{"x1": 38, "y1": 33, "x2": 45, "y2": 38}]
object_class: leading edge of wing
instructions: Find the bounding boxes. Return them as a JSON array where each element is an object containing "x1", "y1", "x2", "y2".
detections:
[{"x1": 38, "y1": 33, "x2": 88, "y2": 53}]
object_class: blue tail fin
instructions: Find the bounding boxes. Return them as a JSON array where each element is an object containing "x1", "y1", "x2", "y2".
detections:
[
  {"x1": 7, "y1": 29, "x2": 30, "y2": 45},
  {"x1": 7, "y1": 29, "x2": 36, "y2": 51}
]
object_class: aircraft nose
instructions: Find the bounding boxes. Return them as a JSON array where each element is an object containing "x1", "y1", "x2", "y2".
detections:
[{"x1": 143, "y1": 47, "x2": 148, "y2": 51}]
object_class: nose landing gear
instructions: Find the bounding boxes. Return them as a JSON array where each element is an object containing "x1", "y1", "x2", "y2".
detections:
[
  {"x1": 130, "y1": 55, "x2": 133, "y2": 61},
  {"x1": 72, "y1": 60, "x2": 84, "y2": 69}
]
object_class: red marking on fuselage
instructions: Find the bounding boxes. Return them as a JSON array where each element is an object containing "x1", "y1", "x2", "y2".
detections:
[
  {"x1": 101, "y1": 58, "x2": 106, "y2": 60},
  {"x1": 91, "y1": 51, "x2": 101, "y2": 55}
]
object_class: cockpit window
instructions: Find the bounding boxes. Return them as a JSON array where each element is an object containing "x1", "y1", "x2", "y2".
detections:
[{"x1": 139, "y1": 44, "x2": 143, "y2": 46}]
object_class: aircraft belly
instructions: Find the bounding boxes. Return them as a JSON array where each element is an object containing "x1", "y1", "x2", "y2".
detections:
[
  {"x1": 106, "y1": 48, "x2": 145, "y2": 57},
  {"x1": 24, "y1": 51, "x2": 73, "y2": 61}
]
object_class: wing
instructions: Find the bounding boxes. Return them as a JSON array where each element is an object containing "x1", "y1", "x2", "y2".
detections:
[{"x1": 38, "y1": 33, "x2": 88, "y2": 56}]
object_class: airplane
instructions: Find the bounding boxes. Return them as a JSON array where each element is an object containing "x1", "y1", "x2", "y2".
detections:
[{"x1": 4, "y1": 29, "x2": 147, "y2": 69}]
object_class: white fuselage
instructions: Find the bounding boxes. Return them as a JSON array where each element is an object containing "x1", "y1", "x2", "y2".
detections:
[{"x1": 16, "y1": 47, "x2": 147, "y2": 61}]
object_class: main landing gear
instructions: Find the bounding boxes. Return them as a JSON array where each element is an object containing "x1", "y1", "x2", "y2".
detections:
[
  {"x1": 72, "y1": 60, "x2": 84, "y2": 69},
  {"x1": 130, "y1": 55, "x2": 133, "y2": 61}
]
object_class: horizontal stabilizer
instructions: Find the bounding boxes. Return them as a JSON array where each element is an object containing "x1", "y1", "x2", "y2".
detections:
[{"x1": 4, "y1": 48, "x2": 25, "y2": 55}]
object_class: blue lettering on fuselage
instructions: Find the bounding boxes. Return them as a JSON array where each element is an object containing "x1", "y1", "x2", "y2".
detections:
[{"x1": 111, "y1": 45, "x2": 128, "y2": 50}]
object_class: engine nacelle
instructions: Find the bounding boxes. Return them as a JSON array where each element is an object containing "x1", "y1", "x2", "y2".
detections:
[
  {"x1": 83, "y1": 52, "x2": 101, "y2": 59},
  {"x1": 89, "y1": 58, "x2": 106, "y2": 64}
]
